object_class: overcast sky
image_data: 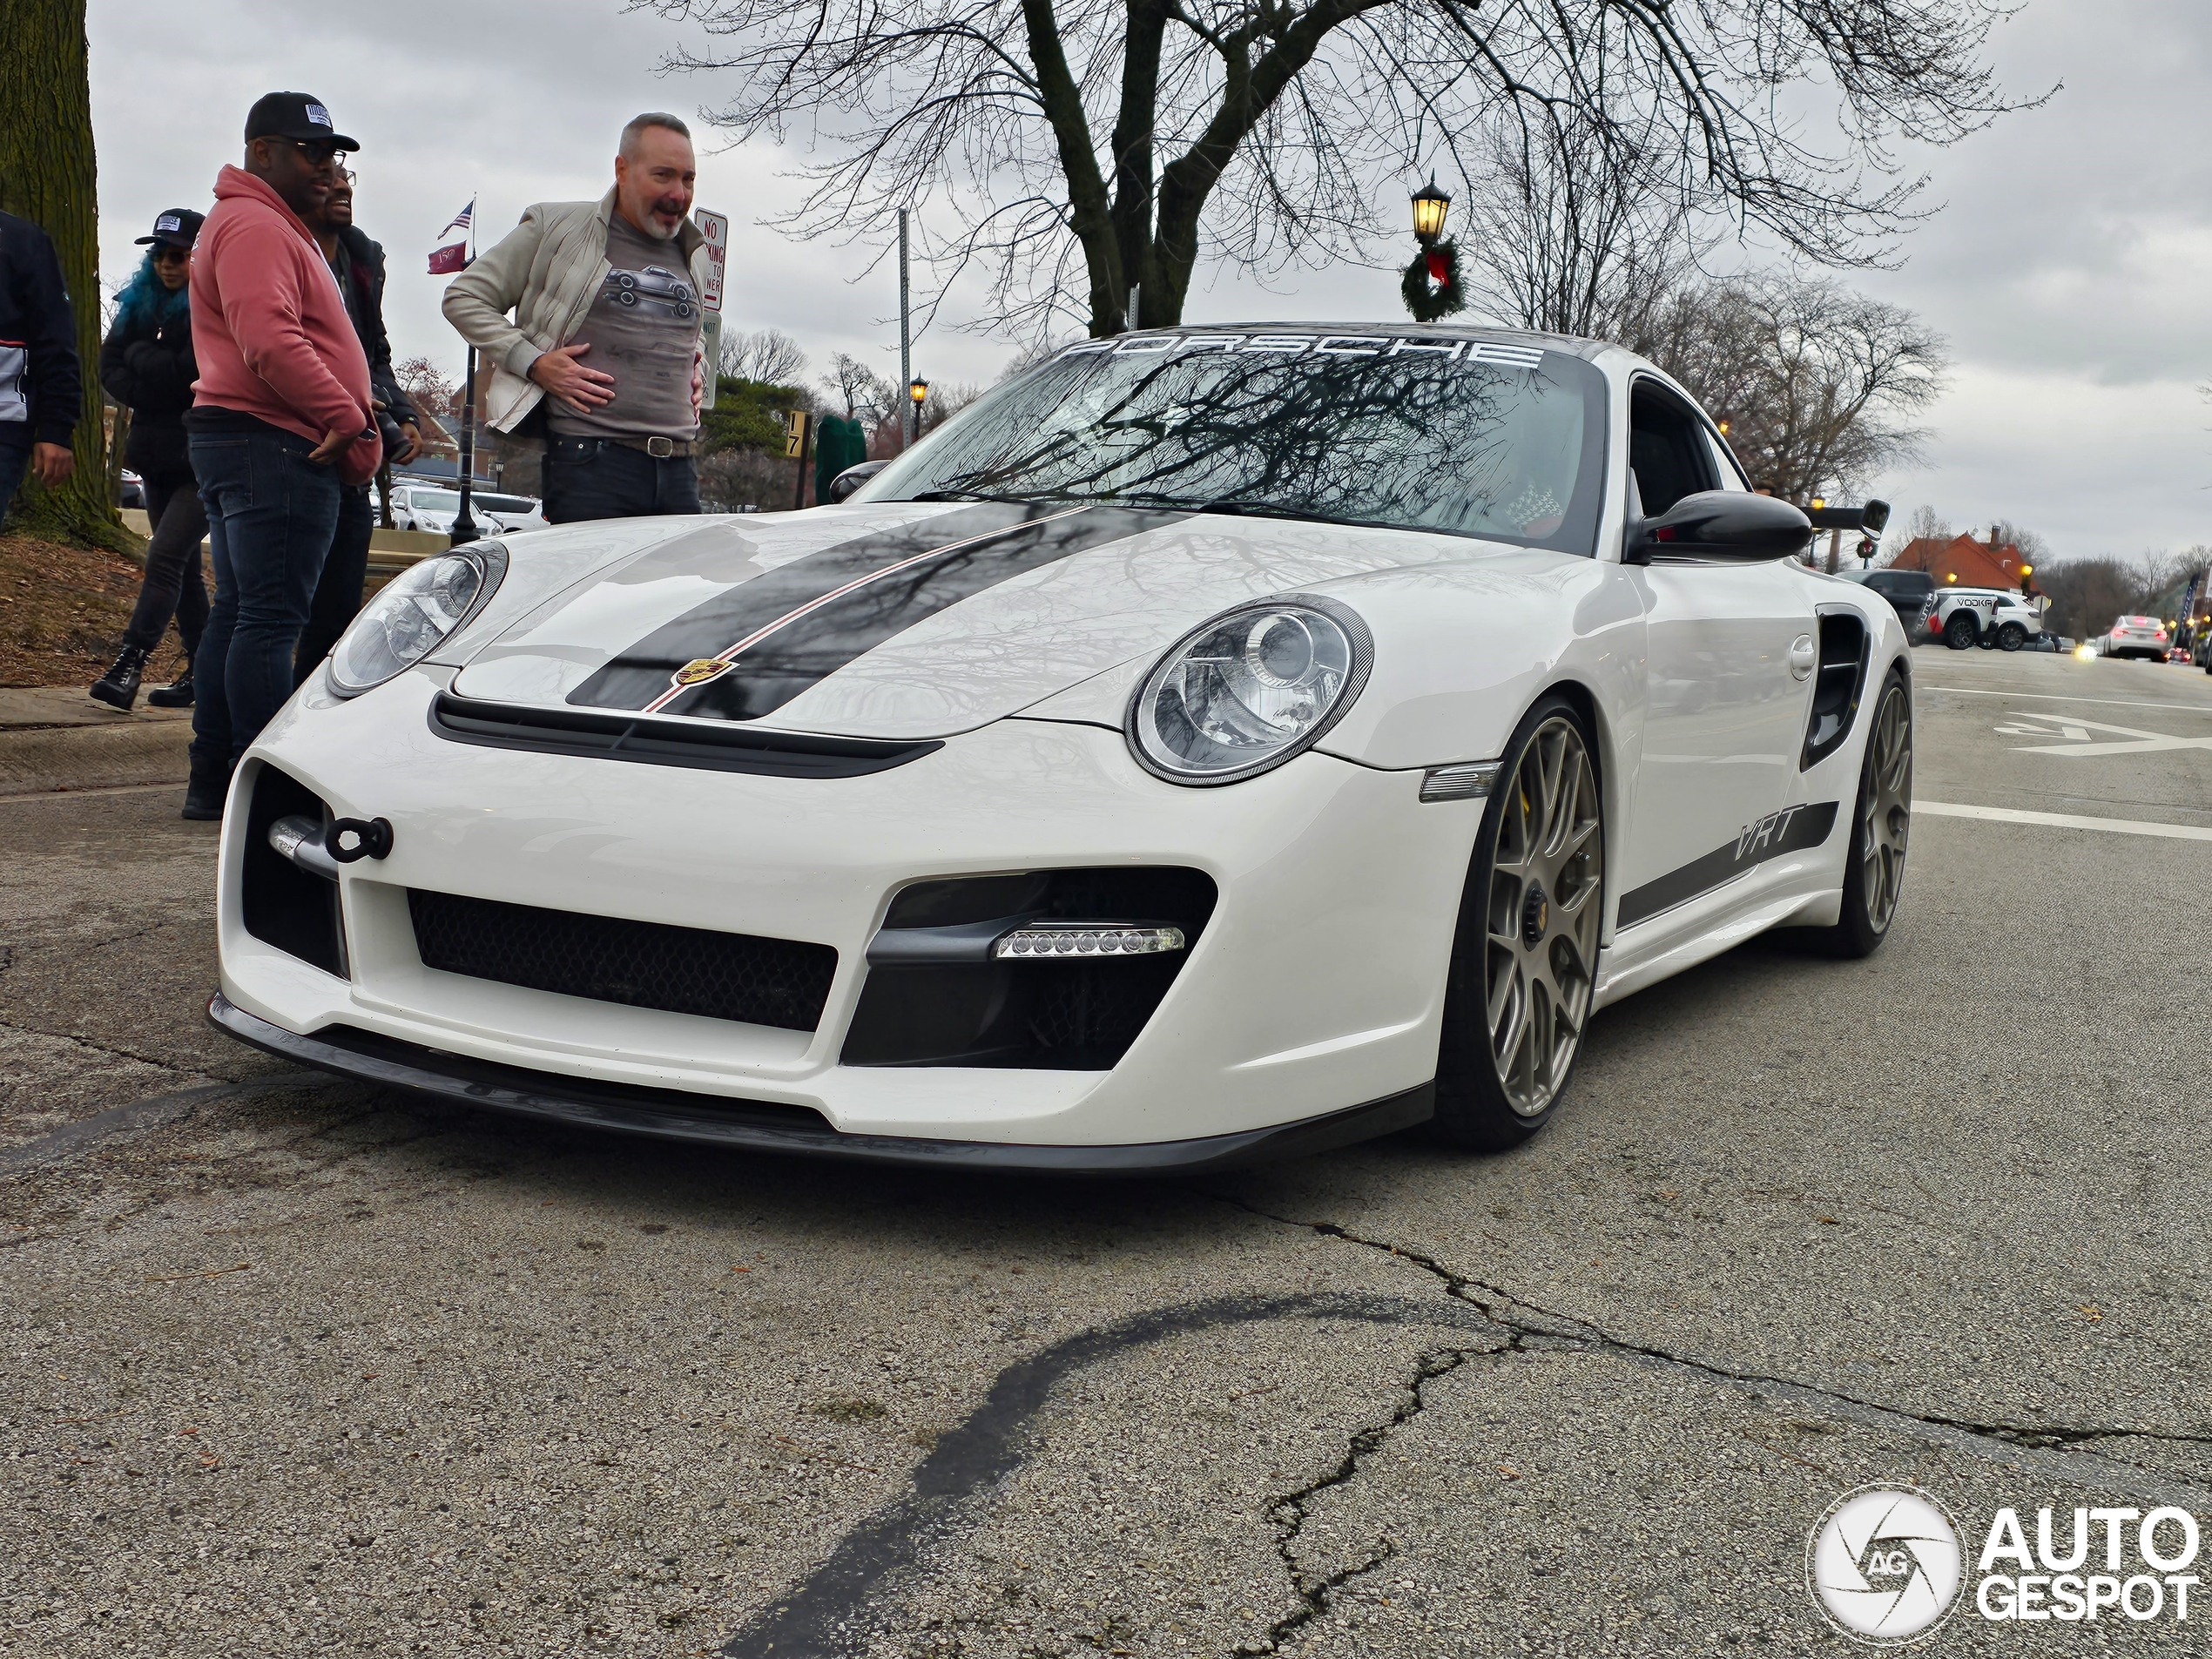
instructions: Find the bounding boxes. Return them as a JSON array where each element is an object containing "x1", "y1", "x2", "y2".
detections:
[{"x1": 84, "y1": 0, "x2": 2210, "y2": 557}]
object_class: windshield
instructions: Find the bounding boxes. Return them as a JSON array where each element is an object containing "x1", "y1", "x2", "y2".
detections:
[
  {"x1": 479, "y1": 494, "x2": 536, "y2": 514},
  {"x1": 861, "y1": 331, "x2": 1609, "y2": 552},
  {"x1": 409, "y1": 490, "x2": 461, "y2": 513}
]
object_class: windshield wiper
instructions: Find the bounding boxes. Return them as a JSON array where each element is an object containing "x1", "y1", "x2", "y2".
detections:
[
  {"x1": 908, "y1": 488, "x2": 1082, "y2": 506},
  {"x1": 1122, "y1": 493, "x2": 1381, "y2": 530}
]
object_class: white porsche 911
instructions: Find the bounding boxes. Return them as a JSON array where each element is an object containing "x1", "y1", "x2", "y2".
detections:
[{"x1": 209, "y1": 325, "x2": 1912, "y2": 1171}]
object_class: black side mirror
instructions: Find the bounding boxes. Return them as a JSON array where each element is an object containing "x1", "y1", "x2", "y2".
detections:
[
  {"x1": 1628, "y1": 490, "x2": 1811, "y2": 563},
  {"x1": 826, "y1": 461, "x2": 887, "y2": 504}
]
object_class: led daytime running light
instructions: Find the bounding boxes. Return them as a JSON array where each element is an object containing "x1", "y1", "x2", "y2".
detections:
[{"x1": 993, "y1": 925, "x2": 1185, "y2": 959}]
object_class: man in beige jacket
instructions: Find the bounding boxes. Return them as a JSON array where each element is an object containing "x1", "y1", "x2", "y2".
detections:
[{"x1": 442, "y1": 113, "x2": 711, "y2": 523}]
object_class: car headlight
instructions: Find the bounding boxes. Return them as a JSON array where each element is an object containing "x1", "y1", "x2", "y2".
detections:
[
  {"x1": 1126, "y1": 594, "x2": 1372, "y2": 785},
  {"x1": 327, "y1": 543, "x2": 506, "y2": 697}
]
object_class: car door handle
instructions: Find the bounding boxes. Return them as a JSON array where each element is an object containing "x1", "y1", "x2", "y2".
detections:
[{"x1": 1789, "y1": 635, "x2": 1817, "y2": 680}]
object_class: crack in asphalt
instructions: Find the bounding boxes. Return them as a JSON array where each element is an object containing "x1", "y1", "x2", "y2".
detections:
[
  {"x1": 1206, "y1": 1192, "x2": 2212, "y2": 1501},
  {"x1": 1244, "y1": 1346, "x2": 1473, "y2": 1655},
  {"x1": 715, "y1": 1292, "x2": 1505, "y2": 1659},
  {"x1": 0, "y1": 1012, "x2": 219, "y2": 1082}
]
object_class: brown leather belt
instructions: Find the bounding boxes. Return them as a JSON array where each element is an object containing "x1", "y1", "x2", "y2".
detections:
[{"x1": 606, "y1": 435, "x2": 698, "y2": 459}]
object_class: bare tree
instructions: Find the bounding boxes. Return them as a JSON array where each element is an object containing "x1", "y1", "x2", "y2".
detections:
[
  {"x1": 640, "y1": 0, "x2": 2033, "y2": 341},
  {"x1": 719, "y1": 326, "x2": 811, "y2": 387},
  {"x1": 820, "y1": 352, "x2": 900, "y2": 431},
  {"x1": 1989, "y1": 519, "x2": 2051, "y2": 570},
  {"x1": 395, "y1": 356, "x2": 462, "y2": 421},
  {"x1": 1878, "y1": 502, "x2": 1951, "y2": 564},
  {"x1": 2035, "y1": 556, "x2": 2141, "y2": 643},
  {"x1": 1460, "y1": 109, "x2": 1704, "y2": 343},
  {"x1": 919, "y1": 379, "x2": 986, "y2": 430},
  {"x1": 1642, "y1": 273, "x2": 1949, "y2": 504}
]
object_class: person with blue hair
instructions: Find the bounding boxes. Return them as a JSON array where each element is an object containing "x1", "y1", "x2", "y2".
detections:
[{"x1": 91, "y1": 207, "x2": 207, "y2": 709}]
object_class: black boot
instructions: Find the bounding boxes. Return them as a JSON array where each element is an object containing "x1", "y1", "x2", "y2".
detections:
[
  {"x1": 181, "y1": 755, "x2": 232, "y2": 822},
  {"x1": 89, "y1": 645, "x2": 151, "y2": 711},
  {"x1": 145, "y1": 658, "x2": 195, "y2": 709}
]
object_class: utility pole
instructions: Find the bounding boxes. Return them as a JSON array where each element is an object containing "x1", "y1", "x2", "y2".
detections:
[{"x1": 899, "y1": 208, "x2": 913, "y2": 448}]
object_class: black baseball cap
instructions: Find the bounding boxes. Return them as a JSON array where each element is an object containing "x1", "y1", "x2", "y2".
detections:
[
  {"x1": 134, "y1": 208, "x2": 205, "y2": 250},
  {"x1": 244, "y1": 91, "x2": 359, "y2": 152}
]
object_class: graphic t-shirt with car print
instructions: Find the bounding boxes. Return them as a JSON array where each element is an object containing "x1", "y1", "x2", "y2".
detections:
[{"x1": 545, "y1": 212, "x2": 699, "y2": 442}]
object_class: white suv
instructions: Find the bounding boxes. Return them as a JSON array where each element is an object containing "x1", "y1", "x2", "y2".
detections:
[{"x1": 1920, "y1": 587, "x2": 2046, "y2": 651}]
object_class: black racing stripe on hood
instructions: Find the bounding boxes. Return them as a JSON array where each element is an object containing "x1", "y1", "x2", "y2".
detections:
[{"x1": 566, "y1": 502, "x2": 1186, "y2": 722}]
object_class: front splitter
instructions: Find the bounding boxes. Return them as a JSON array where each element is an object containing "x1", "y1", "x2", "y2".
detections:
[{"x1": 207, "y1": 993, "x2": 1434, "y2": 1175}]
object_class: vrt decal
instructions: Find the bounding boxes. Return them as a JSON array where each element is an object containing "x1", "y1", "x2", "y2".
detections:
[
  {"x1": 1735, "y1": 804, "x2": 1815, "y2": 860},
  {"x1": 1992, "y1": 711, "x2": 2212, "y2": 757}
]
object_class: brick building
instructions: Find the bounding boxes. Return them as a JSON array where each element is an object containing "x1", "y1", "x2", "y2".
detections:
[{"x1": 1891, "y1": 530, "x2": 2029, "y2": 591}]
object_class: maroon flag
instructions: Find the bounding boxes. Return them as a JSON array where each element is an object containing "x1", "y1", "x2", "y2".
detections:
[{"x1": 427, "y1": 199, "x2": 473, "y2": 274}]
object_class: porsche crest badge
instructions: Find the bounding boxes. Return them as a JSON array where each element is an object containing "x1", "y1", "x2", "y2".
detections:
[{"x1": 671, "y1": 658, "x2": 733, "y2": 688}]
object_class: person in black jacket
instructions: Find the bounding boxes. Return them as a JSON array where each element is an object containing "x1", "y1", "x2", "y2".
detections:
[
  {"x1": 91, "y1": 209, "x2": 206, "y2": 709},
  {"x1": 294, "y1": 165, "x2": 423, "y2": 685},
  {"x1": 0, "y1": 209, "x2": 82, "y2": 521}
]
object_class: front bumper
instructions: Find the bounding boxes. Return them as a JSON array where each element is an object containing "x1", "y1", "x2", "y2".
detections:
[
  {"x1": 210, "y1": 993, "x2": 1433, "y2": 1173},
  {"x1": 213, "y1": 669, "x2": 1481, "y2": 1154}
]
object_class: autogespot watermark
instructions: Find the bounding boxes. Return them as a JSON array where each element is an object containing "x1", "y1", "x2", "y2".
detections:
[{"x1": 1807, "y1": 1485, "x2": 2202, "y2": 1645}]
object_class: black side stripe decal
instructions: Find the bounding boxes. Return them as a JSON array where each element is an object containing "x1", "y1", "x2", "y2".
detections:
[
  {"x1": 1615, "y1": 801, "x2": 1839, "y2": 929},
  {"x1": 567, "y1": 503, "x2": 1187, "y2": 723}
]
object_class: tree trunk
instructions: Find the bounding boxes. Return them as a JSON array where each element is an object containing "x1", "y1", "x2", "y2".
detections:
[{"x1": 0, "y1": 0, "x2": 125, "y2": 551}]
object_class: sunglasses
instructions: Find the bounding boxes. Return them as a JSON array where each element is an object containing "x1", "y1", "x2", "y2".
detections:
[
  {"x1": 151, "y1": 246, "x2": 190, "y2": 261},
  {"x1": 277, "y1": 137, "x2": 343, "y2": 169}
]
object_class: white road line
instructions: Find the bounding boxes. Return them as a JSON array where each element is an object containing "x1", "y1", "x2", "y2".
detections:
[
  {"x1": 1918, "y1": 801, "x2": 2212, "y2": 842},
  {"x1": 1922, "y1": 685, "x2": 2212, "y2": 716}
]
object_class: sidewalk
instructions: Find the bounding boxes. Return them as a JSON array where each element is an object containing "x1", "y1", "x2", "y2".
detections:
[{"x1": 0, "y1": 686, "x2": 192, "y2": 796}]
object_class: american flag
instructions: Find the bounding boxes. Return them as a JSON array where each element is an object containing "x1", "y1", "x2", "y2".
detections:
[{"x1": 428, "y1": 199, "x2": 474, "y2": 275}]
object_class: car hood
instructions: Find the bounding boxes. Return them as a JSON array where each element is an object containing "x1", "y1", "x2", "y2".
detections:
[{"x1": 448, "y1": 500, "x2": 1512, "y2": 739}]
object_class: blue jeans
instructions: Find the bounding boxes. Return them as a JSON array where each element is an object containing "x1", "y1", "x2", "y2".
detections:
[
  {"x1": 189, "y1": 427, "x2": 341, "y2": 771},
  {"x1": 294, "y1": 482, "x2": 373, "y2": 686},
  {"x1": 542, "y1": 435, "x2": 698, "y2": 523},
  {"x1": 0, "y1": 429, "x2": 31, "y2": 527}
]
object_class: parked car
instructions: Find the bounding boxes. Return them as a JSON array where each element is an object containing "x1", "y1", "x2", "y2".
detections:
[
  {"x1": 2095, "y1": 615, "x2": 2169, "y2": 660},
  {"x1": 389, "y1": 483, "x2": 548, "y2": 538},
  {"x1": 211, "y1": 322, "x2": 1914, "y2": 1170},
  {"x1": 118, "y1": 469, "x2": 145, "y2": 510},
  {"x1": 1921, "y1": 586, "x2": 2045, "y2": 651},
  {"x1": 1838, "y1": 567, "x2": 1936, "y2": 638}
]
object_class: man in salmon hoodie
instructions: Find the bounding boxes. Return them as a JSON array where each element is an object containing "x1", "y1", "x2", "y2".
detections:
[{"x1": 183, "y1": 92, "x2": 381, "y2": 819}]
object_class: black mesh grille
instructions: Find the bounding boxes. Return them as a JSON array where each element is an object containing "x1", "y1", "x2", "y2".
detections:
[{"x1": 408, "y1": 890, "x2": 836, "y2": 1032}]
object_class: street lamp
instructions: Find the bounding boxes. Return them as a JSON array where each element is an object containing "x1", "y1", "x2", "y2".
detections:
[
  {"x1": 1410, "y1": 176, "x2": 1451, "y2": 246},
  {"x1": 1716, "y1": 420, "x2": 1730, "y2": 436},
  {"x1": 908, "y1": 377, "x2": 929, "y2": 439}
]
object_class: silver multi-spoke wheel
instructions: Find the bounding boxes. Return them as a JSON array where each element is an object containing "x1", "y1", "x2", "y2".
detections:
[
  {"x1": 1860, "y1": 681, "x2": 1912, "y2": 933},
  {"x1": 1481, "y1": 715, "x2": 1604, "y2": 1117}
]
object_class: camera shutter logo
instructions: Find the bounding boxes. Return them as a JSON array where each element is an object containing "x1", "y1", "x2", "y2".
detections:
[{"x1": 1807, "y1": 1486, "x2": 1964, "y2": 1644}]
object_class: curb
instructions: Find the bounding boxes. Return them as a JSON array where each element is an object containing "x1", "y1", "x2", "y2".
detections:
[{"x1": 0, "y1": 718, "x2": 191, "y2": 797}]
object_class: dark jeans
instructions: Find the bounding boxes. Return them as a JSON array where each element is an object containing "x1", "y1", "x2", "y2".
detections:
[
  {"x1": 0, "y1": 430, "x2": 31, "y2": 524},
  {"x1": 293, "y1": 482, "x2": 373, "y2": 686},
  {"x1": 121, "y1": 472, "x2": 210, "y2": 658},
  {"x1": 542, "y1": 435, "x2": 698, "y2": 523},
  {"x1": 189, "y1": 427, "x2": 341, "y2": 772}
]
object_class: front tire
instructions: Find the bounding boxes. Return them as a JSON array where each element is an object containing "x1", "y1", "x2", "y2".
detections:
[
  {"x1": 1430, "y1": 698, "x2": 1604, "y2": 1150},
  {"x1": 1804, "y1": 669, "x2": 1912, "y2": 959}
]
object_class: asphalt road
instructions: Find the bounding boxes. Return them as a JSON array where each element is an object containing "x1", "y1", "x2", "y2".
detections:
[{"x1": 5, "y1": 643, "x2": 2211, "y2": 1656}]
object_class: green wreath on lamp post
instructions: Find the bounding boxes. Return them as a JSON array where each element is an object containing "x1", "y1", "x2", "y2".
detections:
[{"x1": 1401, "y1": 239, "x2": 1465, "y2": 322}]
